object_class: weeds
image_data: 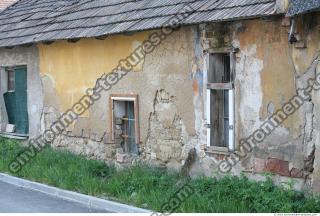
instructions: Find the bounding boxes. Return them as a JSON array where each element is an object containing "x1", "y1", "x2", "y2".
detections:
[{"x1": 0, "y1": 138, "x2": 319, "y2": 213}]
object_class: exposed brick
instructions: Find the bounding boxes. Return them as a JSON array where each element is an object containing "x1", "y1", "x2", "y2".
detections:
[
  {"x1": 210, "y1": 154, "x2": 225, "y2": 161},
  {"x1": 254, "y1": 158, "x2": 266, "y2": 173},
  {"x1": 290, "y1": 168, "x2": 304, "y2": 179},
  {"x1": 265, "y1": 158, "x2": 290, "y2": 177},
  {"x1": 217, "y1": 154, "x2": 225, "y2": 160}
]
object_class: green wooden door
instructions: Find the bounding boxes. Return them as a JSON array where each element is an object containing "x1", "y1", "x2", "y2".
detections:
[
  {"x1": 3, "y1": 67, "x2": 29, "y2": 135},
  {"x1": 14, "y1": 67, "x2": 28, "y2": 134},
  {"x1": 3, "y1": 92, "x2": 16, "y2": 125}
]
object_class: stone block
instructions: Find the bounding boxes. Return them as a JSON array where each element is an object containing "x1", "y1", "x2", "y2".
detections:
[
  {"x1": 82, "y1": 129, "x2": 90, "y2": 138},
  {"x1": 116, "y1": 153, "x2": 130, "y2": 163},
  {"x1": 5, "y1": 124, "x2": 15, "y2": 133},
  {"x1": 150, "y1": 152, "x2": 157, "y2": 160},
  {"x1": 89, "y1": 132, "x2": 97, "y2": 141},
  {"x1": 103, "y1": 133, "x2": 110, "y2": 144}
]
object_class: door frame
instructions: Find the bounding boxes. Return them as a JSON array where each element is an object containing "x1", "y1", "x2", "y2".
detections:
[{"x1": 0, "y1": 65, "x2": 29, "y2": 136}]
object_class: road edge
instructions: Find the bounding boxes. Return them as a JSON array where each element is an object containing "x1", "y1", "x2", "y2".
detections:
[{"x1": 0, "y1": 173, "x2": 151, "y2": 213}]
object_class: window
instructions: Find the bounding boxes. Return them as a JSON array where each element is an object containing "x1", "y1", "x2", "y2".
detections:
[
  {"x1": 207, "y1": 53, "x2": 235, "y2": 151},
  {"x1": 7, "y1": 68, "x2": 15, "y2": 91},
  {"x1": 110, "y1": 94, "x2": 140, "y2": 154}
]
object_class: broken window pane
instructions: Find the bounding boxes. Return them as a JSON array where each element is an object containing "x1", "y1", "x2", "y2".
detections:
[{"x1": 112, "y1": 99, "x2": 138, "y2": 155}]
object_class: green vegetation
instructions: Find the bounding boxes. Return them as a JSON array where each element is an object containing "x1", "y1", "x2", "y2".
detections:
[{"x1": 0, "y1": 137, "x2": 320, "y2": 213}]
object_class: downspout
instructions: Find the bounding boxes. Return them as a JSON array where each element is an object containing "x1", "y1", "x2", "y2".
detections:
[{"x1": 289, "y1": 18, "x2": 298, "y2": 44}]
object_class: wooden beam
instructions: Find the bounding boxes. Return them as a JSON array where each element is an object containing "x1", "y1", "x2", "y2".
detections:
[
  {"x1": 42, "y1": 41, "x2": 55, "y2": 45},
  {"x1": 67, "y1": 38, "x2": 80, "y2": 43},
  {"x1": 207, "y1": 82, "x2": 233, "y2": 90},
  {"x1": 95, "y1": 35, "x2": 108, "y2": 40}
]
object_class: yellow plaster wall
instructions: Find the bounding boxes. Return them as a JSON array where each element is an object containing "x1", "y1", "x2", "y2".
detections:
[
  {"x1": 236, "y1": 19, "x2": 300, "y2": 134},
  {"x1": 38, "y1": 32, "x2": 149, "y2": 113}
]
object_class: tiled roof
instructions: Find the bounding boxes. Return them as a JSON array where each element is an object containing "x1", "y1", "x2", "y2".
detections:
[
  {"x1": 0, "y1": 0, "x2": 277, "y2": 47},
  {"x1": 287, "y1": 0, "x2": 320, "y2": 17},
  {"x1": 0, "y1": 0, "x2": 16, "y2": 11}
]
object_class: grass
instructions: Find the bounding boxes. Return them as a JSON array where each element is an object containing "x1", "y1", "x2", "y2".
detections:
[{"x1": 0, "y1": 137, "x2": 320, "y2": 213}]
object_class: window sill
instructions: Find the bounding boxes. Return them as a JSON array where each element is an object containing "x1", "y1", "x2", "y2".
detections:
[{"x1": 205, "y1": 146, "x2": 230, "y2": 155}]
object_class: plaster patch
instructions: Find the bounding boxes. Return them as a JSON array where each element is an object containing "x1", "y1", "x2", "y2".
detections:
[{"x1": 237, "y1": 44, "x2": 264, "y2": 134}]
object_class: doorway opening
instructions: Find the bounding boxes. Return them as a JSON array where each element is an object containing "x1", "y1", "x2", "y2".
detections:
[{"x1": 1, "y1": 66, "x2": 29, "y2": 137}]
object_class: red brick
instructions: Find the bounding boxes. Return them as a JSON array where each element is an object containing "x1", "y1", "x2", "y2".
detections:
[
  {"x1": 212, "y1": 154, "x2": 225, "y2": 161},
  {"x1": 290, "y1": 168, "x2": 304, "y2": 179},
  {"x1": 254, "y1": 158, "x2": 266, "y2": 173},
  {"x1": 217, "y1": 154, "x2": 225, "y2": 160},
  {"x1": 265, "y1": 158, "x2": 290, "y2": 177}
]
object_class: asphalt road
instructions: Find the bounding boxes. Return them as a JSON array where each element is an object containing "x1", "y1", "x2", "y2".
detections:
[{"x1": 0, "y1": 181, "x2": 110, "y2": 213}]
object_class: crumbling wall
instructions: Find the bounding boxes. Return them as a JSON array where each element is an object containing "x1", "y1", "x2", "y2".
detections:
[
  {"x1": 198, "y1": 14, "x2": 320, "y2": 192},
  {"x1": 40, "y1": 27, "x2": 198, "y2": 168},
  {"x1": 39, "y1": 12, "x2": 320, "y2": 192},
  {"x1": 293, "y1": 13, "x2": 320, "y2": 193},
  {"x1": 143, "y1": 89, "x2": 187, "y2": 168}
]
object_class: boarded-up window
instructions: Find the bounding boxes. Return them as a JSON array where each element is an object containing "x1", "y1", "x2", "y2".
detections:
[
  {"x1": 208, "y1": 54, "x2": 231, "y2": 83},
  {"x1": 207, "y1": 53, "x2": 235, "y2": 151}
]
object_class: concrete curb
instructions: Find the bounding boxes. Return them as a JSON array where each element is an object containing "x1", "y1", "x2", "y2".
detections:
[{"x1": 0, "y1": 173, "x2": 151, "y2": 213}]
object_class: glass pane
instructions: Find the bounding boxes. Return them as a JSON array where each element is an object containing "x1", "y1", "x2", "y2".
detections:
[
  {"x1": 223, "y1": 90, "x2": 229, "y2": 117},
  {"x1": 224, "y1": 119, "x2": 229, "y2": 147},
  {"x1": 126, "y1": 101, "x2": 138, "y2": 155}
]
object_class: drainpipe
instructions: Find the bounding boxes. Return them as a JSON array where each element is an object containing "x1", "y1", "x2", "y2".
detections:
[{"x1": 289, "y1": 18, "x2": 298, "y2": 44}]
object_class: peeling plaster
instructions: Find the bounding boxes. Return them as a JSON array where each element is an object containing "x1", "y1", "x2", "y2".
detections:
[
  {"x1": 1, "y1": 14, "x2": 320, "y2": 192},
  {"x1": 236, "y1": 44, "x2": 264, "y2": 135}
]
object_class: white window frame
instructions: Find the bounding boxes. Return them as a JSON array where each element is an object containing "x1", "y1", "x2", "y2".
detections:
[{"x1": 206, "y1": 52, "x2": 235, "y2": 152}]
